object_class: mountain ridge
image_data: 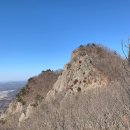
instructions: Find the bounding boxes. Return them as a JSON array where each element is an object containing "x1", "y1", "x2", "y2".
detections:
[{"x1": 0, "y1": 44, "x2": 130, "y2": 130}]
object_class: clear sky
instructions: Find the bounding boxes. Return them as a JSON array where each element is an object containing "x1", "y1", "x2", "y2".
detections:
[{"x1": 0, "y1": 0, "x2": 130, "y2": 82}]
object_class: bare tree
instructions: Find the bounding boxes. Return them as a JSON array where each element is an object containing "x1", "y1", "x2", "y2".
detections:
[
  {"x1": 128, "y1": 42, "x2": 130, "y2": 66},
  {"x1": 121, "y1": 38, "x2": 130, "y2": 66}
]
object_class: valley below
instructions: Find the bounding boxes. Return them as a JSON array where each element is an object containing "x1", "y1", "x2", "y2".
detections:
[{"x1": 0, "y1": 82, "x2": 26, "y2": 113}]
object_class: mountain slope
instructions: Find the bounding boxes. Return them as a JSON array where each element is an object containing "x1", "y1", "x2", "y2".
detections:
[{"x1": 0, "y1": 44, "x2": 130, "y2": 130}]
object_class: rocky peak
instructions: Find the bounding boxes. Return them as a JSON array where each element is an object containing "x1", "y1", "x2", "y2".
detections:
[{"x1": 46, "y1": 44, "x2": 109, "y2": 101}]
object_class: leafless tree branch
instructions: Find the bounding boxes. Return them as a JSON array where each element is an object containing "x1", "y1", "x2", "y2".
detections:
[{"x1": 121, "y1": 40, "x2": 128, "y2": 60}]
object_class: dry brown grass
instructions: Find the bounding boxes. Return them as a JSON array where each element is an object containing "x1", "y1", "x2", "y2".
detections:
[
  {"x1": 16, "y1": 70, "x2": 60, "y2": 105},
  {"x1": 74, "y1": 43, "x2": 126, "y2": 81}
]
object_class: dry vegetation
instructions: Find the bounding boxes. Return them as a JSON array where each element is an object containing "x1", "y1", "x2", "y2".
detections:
[
  {"x1": 76, "y1": 44, "x2": 125, "y2": 81},
  {"x1": 0, "y1": 43, "x2": 130, "y2": 130},
  {"x1": 16, "y1": 70, "x2": 61, "y2": 105}
]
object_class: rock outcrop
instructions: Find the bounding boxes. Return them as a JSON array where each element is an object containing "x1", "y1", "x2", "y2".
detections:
[
  {"x1": 0, "y1": 101, "x2": 23, "y2": 120},
  {"x1": 46, "y1": 54, "x2": 108, "y2": 102}
]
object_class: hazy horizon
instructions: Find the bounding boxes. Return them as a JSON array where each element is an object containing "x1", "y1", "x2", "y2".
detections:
[
  {"x1": 0, "y1": 80, "x2": 27, "y2": 83},
  {"x1": 0, "y1": 0, "x2": 130, "y2": 81}
]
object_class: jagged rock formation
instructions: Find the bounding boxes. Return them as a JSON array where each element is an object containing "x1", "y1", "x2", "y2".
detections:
[
  {"x1": 46, "y1": 52, "x2": 108, "y2": 102},
  {"x1": 0, "y1": 44, "x2": 130, "y2": 130}
]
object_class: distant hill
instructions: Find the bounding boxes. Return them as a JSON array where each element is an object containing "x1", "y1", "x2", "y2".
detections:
[
  {"x1": 0, "y1": 44, "x2": 130, "y2": 130},
  {"x1": 0, "y1": 81, "x2": 26, "y2": 91},
  {"x1": 0, "y1": 81, "x2": 26, "y2": 113}
]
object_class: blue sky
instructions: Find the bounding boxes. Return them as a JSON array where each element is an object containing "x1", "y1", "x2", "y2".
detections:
[{"x1": 0, "y1": 0, "x2": 130, "y2": 82}]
